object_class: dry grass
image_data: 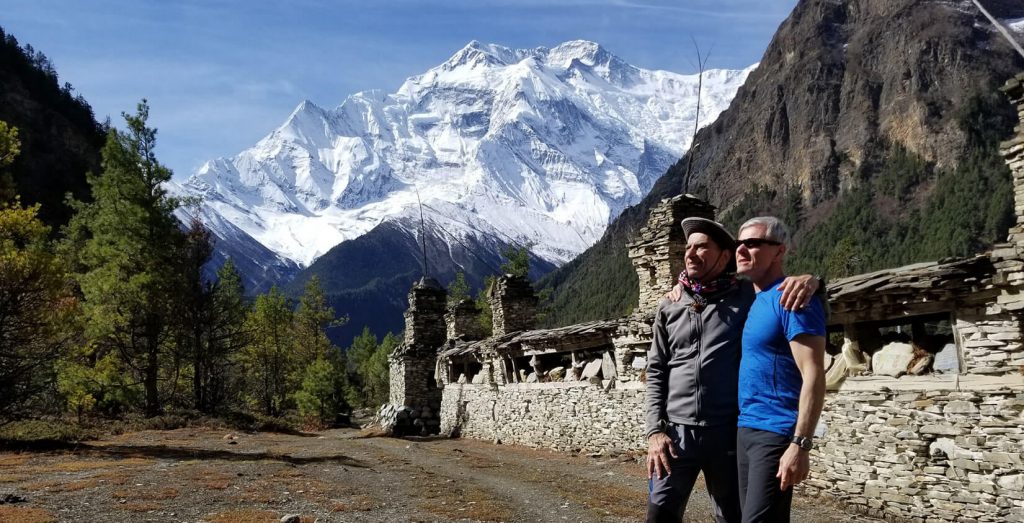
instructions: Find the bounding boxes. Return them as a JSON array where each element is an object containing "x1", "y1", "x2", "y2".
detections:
[
  {"x1": 91, "y1": 468, "x2": 132, "y2": 485},
  {"x1": 118, "y1": 502, "x2": 163, "y2": 512},
  {"x1": 171, "y1": 463, "x2": 235, "y2": 490},
  {"x1": 203, "y1": 509, "x2": 279, "y2": 523},
  {"x1": 0, "y1": 454, "x2": 29, "y2": 468},
  {"x1": 0, "y1": 506, "x2": 57, "y2": 523},
  {"x1": 24, "y1": 478, "x2": 103, "y2": 493},
  {"x1": 26, "y1": 456, "x2": 152, "y2": 474},
  {"x1": 0, "y1": 473, "x2": 28, "y2": 483},
  {"x1": 420, "y1": 486, "x2": 515, "y2": 522},
  {"x1": 559, "y1": 482, "x2": 645, "y2": 518},
  {"x1": 111, "y1": 487, "x2": 179, "y2": 501},
  {"x1": 327, "y1": 494, "x2": 377, "y2": 512}
]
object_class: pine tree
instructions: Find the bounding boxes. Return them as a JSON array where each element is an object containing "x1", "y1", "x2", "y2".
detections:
[
  {"x1": 65, "y1": 101, "x2": 183, "y2": 417},
  {"x1": 447, "y1": 271, "x2": 470, "y2": 306},
  {"x1": 291, "y1": 276, "x2": 349, "y2": 421},
  {"x1": 202, "y1": 259, "x2": 250, "y2": 412},
  {"x1": 240, "y1": 286, "x2": 294, "y2": 416},
  {"x1": 0, "y1": 200, "x2": 77, "y2": 423}
]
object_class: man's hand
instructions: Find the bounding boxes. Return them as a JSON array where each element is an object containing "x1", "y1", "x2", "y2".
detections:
[
  {"x1": 646, "y1": 432, "x2": 677, "y2": 479},
  {"x1": 776, "y1": 444, "x2": 810, "y2": 491},
  {"x1": 664, "y1": 283, "x2": 683, "y2": 302},
  {"x1": 777, "y1": 275, "x2": 819, "y2": 311}
]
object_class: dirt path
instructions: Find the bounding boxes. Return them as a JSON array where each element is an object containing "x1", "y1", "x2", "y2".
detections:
[{"x1": 0, "y1": 428, "x2": 878, "y2": 522}]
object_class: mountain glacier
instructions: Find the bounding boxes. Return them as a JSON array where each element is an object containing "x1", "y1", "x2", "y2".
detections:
[{"x1": 173, "y1": 40, "x2": 754, "y2": 292}]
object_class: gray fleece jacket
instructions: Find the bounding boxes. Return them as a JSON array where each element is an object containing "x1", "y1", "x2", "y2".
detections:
[{"x1": 644, "y1": 280, "x2": 756, "y2": 438}]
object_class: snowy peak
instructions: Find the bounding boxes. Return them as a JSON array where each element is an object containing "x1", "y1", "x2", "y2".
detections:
[{"x1": 179, "y1": 39, "x2": 753, "y2": 278}]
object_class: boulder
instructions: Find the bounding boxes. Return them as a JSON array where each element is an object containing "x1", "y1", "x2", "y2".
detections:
[
  {"x1": 631, "y1": 356, "x2": 647, "y2": 369},
  {"x1": 601, "y1": 352, "x2": 617, "y2": 380},
  {"x1": 871, "y1": 342, "x2": 915, "y2": 377},
  {"x1": 581, "y1": 358, "x2": 603, "y2": 380},
  {"x1": 933, "y1": 342, "x2": 961, "y2": 374}
]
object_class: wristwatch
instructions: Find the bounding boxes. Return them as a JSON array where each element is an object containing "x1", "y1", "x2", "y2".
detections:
[{"x1": 791, "y1": 435, "x2": 814, "y2": 451}]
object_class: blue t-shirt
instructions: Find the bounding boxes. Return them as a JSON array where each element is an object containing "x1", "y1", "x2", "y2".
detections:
[{"x1": 737, "y1": 276, "x2": 826, "y2": 436}]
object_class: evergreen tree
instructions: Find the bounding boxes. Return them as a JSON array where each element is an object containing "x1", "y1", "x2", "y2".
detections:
[
  {"x1": 0, "y1": 200, "x2": 78, "y2": 423},
  {"x1": 293, "y1": 357, "x2": 340, "y2": 427},
  {"x1": 500, "y1": 244, "x2": 530, "y2": 278},
  {"x1": 240, "y1": 286, "x2": 294, "y2": 416},
  {"x1": 202, "y1": 259, "x2": 250, "y2": 412},
  {"x1": 447, "y1": 271, "x2": 470, "y2": 306},
  {"x1": 344, "y1": 327, "x2": 378, "y2": 408},
  {"x1": 65, "y1": 101, "x2": 183, "y2": 417},
  {"x1": 291, "y1": 276, "x2": 349, "y2": 420}
]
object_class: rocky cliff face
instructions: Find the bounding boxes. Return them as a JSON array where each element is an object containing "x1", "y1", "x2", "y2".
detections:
[
  {"x1": 688, "y1": 0, "x2": 1024, "y2": 207},
  {"x1": 540, "y1": 0, "x2": 1024, "y2": 326}
]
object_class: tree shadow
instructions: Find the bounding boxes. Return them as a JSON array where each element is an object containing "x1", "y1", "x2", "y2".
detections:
[{"x1": 78, "y1": 443, "x2": 372, "y2": 468}]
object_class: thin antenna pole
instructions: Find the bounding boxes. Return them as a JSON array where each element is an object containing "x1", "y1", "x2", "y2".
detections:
[
  {"x1": 683, "y1": 38, "x2": 711, "y2": 194},
  {"x1": 416, "y1": 189, "x2": 428, "y2": 279},
  {"x1": 971, "y1": 0, "x2": 1024, "y2": 60}
]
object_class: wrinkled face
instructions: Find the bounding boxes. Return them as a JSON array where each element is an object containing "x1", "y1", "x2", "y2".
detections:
[
  {"x1": 685, "y1": 232, "x2": 731, "y2": 283},
  {"x1": 735, "y1": 223, "x2": 785, "y2": 280}
]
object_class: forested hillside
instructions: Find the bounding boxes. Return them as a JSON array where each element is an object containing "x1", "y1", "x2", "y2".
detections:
[
  {"x1": 538, "y1": 0, "x2": 1024, "y2": 327},
  {"x1": 0, "y1": 25, "x2": 104, "y2": 229}
]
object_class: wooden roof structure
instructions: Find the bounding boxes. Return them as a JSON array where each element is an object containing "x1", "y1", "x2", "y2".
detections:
[
  {"x1": 438, "y1": 319, "x2": 621, "y2": 360},
  {"x1": 826, "y1": 254, "x2": 997, "y2": 325}
]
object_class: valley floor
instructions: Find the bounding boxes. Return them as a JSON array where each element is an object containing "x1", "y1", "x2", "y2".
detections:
[{"x1": 0, "y1": 428, "x2": 879, "y2": 522}]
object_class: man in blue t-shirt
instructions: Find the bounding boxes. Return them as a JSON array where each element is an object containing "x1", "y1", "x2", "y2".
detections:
[{"x1": 734, "y1": 216, "x2": 826, "y2": 523}]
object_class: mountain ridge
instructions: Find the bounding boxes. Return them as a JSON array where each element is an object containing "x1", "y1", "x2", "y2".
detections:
[{"x1": 174, "y1": 39, "x2": 753, "y2": 296}]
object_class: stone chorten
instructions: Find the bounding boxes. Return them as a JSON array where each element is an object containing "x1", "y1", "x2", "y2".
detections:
[
  {"x1": 386, "y1": 277, "x2": 447, "y2": 435},
  {"x1": 490, "y1": 275, "x2": 538, "y2": 336}
]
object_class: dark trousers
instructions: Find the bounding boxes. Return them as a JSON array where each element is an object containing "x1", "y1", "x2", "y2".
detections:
[
  {"x1": 737, "y1": 427, "x2": 793, "y2": 523},
  {"x1": 646, "y1": 423, "x2": 741, "y2": 523}
]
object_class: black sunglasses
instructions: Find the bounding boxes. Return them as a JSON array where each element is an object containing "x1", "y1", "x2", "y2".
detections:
[{"x1": 736, "y1": 238, "x2": 782, "y2": 249}]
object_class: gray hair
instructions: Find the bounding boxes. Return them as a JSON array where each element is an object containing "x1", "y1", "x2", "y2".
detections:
[{"x1": 738, "y1": 216, "x2": 790, "y2": 247}]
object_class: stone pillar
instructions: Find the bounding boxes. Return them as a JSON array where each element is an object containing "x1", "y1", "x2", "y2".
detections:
[
  {"x1": 627, "y1": 195, "x2": 717, "y2": 316},
  {"x1": 403, "y1": 277, "x2": 447, "y2": 348},
  {"x1": 1000, "y1": 73, "x2": 1024, "y2": 248},
  {"x1": 491, "y1": 275, "x2": 538, "y2": 336},
  {"x1": 446, "y1": 299, "x2": 485, "y2": 341},
  {"x1": 384, "y1": 277, "x2": 447, "y2": 436}
]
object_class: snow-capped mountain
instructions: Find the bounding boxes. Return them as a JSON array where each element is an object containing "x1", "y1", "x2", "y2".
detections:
[{"x1": 175, "y1": 40, "x2": 754, "y2": 293}]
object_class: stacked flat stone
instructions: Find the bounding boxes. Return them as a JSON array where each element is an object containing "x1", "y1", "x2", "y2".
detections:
[
  {"x1": 446, "y1": 299, "x2": 485, "y2": 341},
  {"x1": 802, "y1": 388, "x2": 1024, "y2": 522},
  {"x1": 383, "y1": 277, "x2": 447, "y2": 436},
  {"x1": 438, "y1": 380, "x2": 647, "y2": 452},
  {"x1": 627, "y1": 194, "x2": 715, "y2": 316},
  {"x1": 1001, "y1": 72, "x2": 1024, "y2": 247},
  {"x1": 402, "y1": 277, "x2": 447, "y2": 350},
  {"x1": 491, "y1": 275, "x2": 537, "y2": 336}
]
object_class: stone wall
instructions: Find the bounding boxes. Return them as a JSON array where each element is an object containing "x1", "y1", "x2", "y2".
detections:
[
  {"x1": 1001, "y1": 73, "x2": 1024, "y2": 248},
  {"x1": 446, "y1": 299, "x2": 485, "y2": 341},
  {"x1": 954, "y1": 311, "x2": 1024, "y2": 375},
  {"x1": 802, "y1": 379, "x2": 1024, "y2": 522},
  {"x1": 439, "y1": 381, "x2": 646, "y2": 451}
]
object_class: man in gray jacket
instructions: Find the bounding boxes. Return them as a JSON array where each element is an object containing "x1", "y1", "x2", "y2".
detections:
[{"x1": 645, "y1": 217, "x2": 817, "y2": 523}]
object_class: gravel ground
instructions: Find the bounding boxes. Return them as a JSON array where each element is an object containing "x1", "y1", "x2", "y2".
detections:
[{"x1": 0, "y1": 428, "x2": 881, "y2": 522}]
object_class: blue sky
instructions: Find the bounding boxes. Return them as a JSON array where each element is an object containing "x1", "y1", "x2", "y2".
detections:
[{"x1": 3, "y1": 0, "x2": 797, "y2": 179}]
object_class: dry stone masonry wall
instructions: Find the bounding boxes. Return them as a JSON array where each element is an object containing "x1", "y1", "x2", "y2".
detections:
[
  {"x1": 803, "y1": 387, "x2": 1024, "y2": 522},
  {"x1": 439, "y1": 382, "x2": 646, "y2": 451}
]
